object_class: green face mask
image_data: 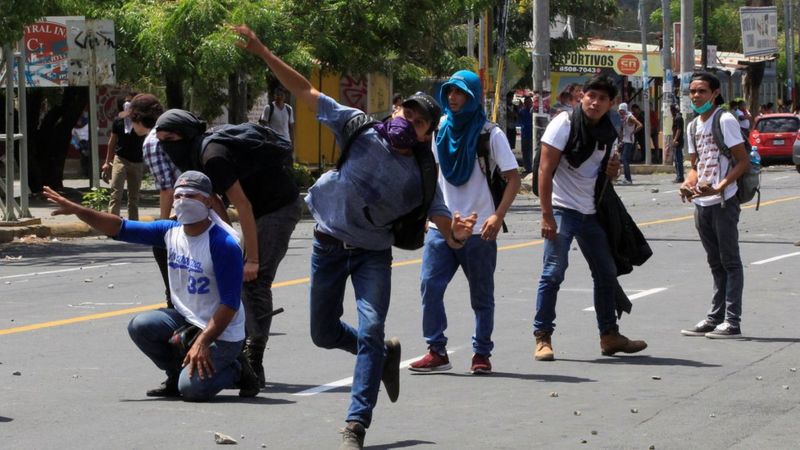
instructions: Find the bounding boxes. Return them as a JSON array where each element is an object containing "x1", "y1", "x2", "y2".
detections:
[{"x1": 691, "y1": 100, "x2": 713, "y2": 114}]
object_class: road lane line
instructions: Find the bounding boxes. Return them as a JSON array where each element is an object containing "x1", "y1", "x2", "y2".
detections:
[
  {"x1": 3, "y1": 194, "x2": 798, "y2": 336},
  {"x1": 583, "y1": 287, "x2": 667, "y2": 311},
  {"x1": 294, "y1": 351, "x2": 457, "y2": 396},
  {"x1": 0, "y1": 304, "x2": 165, "y2": 335},
  {"x1": 0, "y1": 262, "x2": 131, "y2": 280},
  {"x1": 751, "y1": 252, "x2": 800, "y2": 265}
]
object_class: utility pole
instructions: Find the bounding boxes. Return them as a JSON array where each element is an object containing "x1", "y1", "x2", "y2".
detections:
[
  {"x1": 662, "y1": 0, "x2": 673, "y2": 166},
  {"x1": 786, "y1": 0, "x2": 794, "y2": 106},
  {"x1": 531, "y1": 0, "x2": 550, "y2": 171},
  {"x1": 680, "y1": 0, "x2": 694, "y2": 129},
  {"x1": 701, "y1": 0, "x2": 708, "y2": 70},
  {"x1": 467, "y1": 13, "x2": 475, "y2": 60},
  {"x1": 639, "y1": 0, "x2": 651, "y2": 164}
]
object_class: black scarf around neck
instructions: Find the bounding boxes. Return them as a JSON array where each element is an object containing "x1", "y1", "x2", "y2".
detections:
[{"x1": 564, "y1": 104, "x2": 618, "y2": 168}]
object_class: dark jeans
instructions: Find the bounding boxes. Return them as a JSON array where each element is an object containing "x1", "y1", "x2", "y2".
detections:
[
  {"x1": 673, "y1": 145, "x2": 684, "y2": 181},
  {"x1": 521, "y1": 136, "x2": 533, "y2": 173},
  {"x1": 534, "y1": 208, "x2": 618, "y2": 334},
  {"x1": 243, "y1": 197, "x2": 303, "y2": 344},
  {"x1": 127, "y1": 308, "x2": 243, "y2": 402},
  {"x1": 694, "y1": 199, "x2": 743, "y2": 326},
  {"x1": 309, "y1": 235, "x2": 392, "y2": 427},
  {"x1": 621, "y1": 142, "x2": 634, "y2": 182}
]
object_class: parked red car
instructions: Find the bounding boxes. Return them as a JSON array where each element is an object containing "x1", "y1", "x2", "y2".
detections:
[{"x1": 748, "y1": 113, "x2": 800, "y2": 166}]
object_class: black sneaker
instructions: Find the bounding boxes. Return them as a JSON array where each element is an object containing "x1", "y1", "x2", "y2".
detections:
[
  {"x1": 381, "y1": 337, "x2": 401, "y2": 402},
  {"x1": 680, "y1": 320, "x2": 717, "y2": 336},
  {"x1": 339, "y1": 421, "x2": 366, "y2": 450},
  {"x1": 705, "y1": 322, "x2": 742, "y2": 339},
  {"x1": 146, "y1": 377, "x2": 179, "y2": 397}
]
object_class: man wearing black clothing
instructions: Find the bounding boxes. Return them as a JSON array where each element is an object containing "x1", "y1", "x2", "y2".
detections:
[
  {"x1": 154, "y1": 110, "x2": 303, "y2": 387},
  {"x1": 670, "y1": 104, "x2": 685, "y2": 183}
]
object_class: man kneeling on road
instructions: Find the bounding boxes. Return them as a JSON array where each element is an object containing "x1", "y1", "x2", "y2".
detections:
[{"x1": 43, "y1": 171, "x2": 259, "y2": 401}]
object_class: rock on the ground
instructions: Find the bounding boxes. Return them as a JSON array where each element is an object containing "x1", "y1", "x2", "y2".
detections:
[{"x1": 214, "y1": 432, "x2": 237, "y2": 445}]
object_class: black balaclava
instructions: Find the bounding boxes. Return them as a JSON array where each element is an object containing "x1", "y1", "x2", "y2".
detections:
[{"x1": 155, "y1": 109, "x2": 207, "y2": 171}]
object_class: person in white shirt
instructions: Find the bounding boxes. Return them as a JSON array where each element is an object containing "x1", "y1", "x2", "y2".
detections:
[
  {"x1": 533, "y1": 74, "x2": 647, "y2": 362},
  {"x1": 42, "y1": 171, "x2": 260, "y2": 401},
  {"x1": 617, "y1": 102, "x2": 643, "y2": 185},
  {"x1": 259, "y1": 86, "x2": 294, "y2": 145},
  {"x1": 679, "y1": 72, "x2": 750, "y2": 339},
  {"x1": 408, "y1": 70, "x2": 520, "y2": 375}
]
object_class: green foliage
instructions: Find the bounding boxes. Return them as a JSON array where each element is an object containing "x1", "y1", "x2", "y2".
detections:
[
  {"x1": 0, "y1": 0, "x2": 48, "y2": 45},
  {"x1": 81, "y1": 187, "x2": 112, "y2": 211},
  {"x1": 650, "y1": 0, "x2": 745, "y2": 52},
  {"x1": 290, "y1": 163, "x2": 316, "y2": 190}
]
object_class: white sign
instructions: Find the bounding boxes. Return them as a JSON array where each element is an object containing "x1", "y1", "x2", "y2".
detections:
[
  {"x1": 67, "y1": 19, "x2": 116, "y2": 86},
  {"x1": 740, "y1": 6, "x2": 778, "y2": 58}
]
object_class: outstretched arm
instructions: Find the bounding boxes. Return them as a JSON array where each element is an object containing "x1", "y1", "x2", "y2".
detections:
[
  {"x1": 42, "y1": 186, "x2": 122, "y2": 236},
  {"x1": 232, "y1": 24, "x2": 321, "y2": 114}
]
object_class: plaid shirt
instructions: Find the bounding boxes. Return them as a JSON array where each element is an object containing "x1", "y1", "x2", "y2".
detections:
[{"x1": 143, "y1": 128, "x2": 181, "y2": 190}]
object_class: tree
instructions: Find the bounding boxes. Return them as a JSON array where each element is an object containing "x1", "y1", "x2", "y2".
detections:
[{"x1": 0, "y1": 0, "x2": 49, "y2": 46}]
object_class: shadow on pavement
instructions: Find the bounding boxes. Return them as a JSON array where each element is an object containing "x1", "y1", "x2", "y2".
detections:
[
  {"x1": 0, "y1": 416, "x2": 13, "y2": 422},
  {"x1": 743, "y1": 336, "x2": 800, "y2": 343},
  {"x1": 411, "y1": 371, "x2": 595, "y2": 383},
  {"x1": 557, "y1": 355, "x2": 720, "y2": 368},
  {"x1": 118, "y1": 394, "x2": 294, "y2": 405},
  {"x1": 368, "y1": 439, "x2": 437, "y2": 449}
]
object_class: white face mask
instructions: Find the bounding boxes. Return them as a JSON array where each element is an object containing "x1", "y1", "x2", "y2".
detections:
[{"x1": 174, "y1": 197, "x2": 209, "y2": 225}]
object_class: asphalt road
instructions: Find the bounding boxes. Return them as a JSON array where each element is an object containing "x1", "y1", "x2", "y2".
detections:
[{"x1": 1, "y1": 168, "x2": 799, "y2": 449}]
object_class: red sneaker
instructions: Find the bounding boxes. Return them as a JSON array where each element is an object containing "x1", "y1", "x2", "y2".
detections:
[
  {"x1": 470, "y1": 354, "x2": 492, "y2": 375},
  {"x1": 408, "y1": 349, "x2": 451, "y2": 372}
]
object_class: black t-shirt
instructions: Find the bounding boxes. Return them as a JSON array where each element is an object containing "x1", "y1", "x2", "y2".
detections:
[
  {"x1": 202, "y1": 142, "x2": 299, "y2": 219},
  {"x1": 111, "y1": 118, "x2": 145, "y2": 162},
  {"x1": 671, "y1": 114, "x2": 684, "y2": 148}
]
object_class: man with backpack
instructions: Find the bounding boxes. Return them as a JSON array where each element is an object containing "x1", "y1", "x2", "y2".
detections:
[
  {"x1": 153, "y1": 108, "x2": 303, "y2": 387},
  {"x1": 533, "y1": 74, "x2": 647, "y2": 362},
  {"x1": 408, "y1": 70, "x2": 520, "y2": 375},
  {"x1": 259, "y1": 86, "x2": 294, "y2": 146},
  {"x1": 679, "y1": 72, "x2": 751, "y2": 339},
  {"x1": 233, "y1": 24, "x2": 476, "y2": 450}
]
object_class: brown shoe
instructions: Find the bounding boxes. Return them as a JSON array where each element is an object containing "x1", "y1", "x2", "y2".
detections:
[
  {"x1": 600, "y1": 330, "x2": 647, "y2": 356},
  {"x1": 534, "y1": 330, "x2": 555, "y2": 361}
]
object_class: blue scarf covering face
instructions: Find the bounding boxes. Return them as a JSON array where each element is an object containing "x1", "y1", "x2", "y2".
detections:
[{"x1": 435, "y1": 70, "x2": 486, "y2": 186}]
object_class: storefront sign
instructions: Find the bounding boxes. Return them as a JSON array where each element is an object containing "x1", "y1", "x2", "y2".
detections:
[
  {"x1": 740, "y1": 6, "x2": 778, "y2": 58},
  {"x1": 552, "y1": 50, "x2": 663, "y2": 77}
]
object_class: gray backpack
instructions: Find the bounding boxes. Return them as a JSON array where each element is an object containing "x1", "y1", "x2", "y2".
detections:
[{"x1": 689, "y1": 109, "x2": 761, "y2": 209}]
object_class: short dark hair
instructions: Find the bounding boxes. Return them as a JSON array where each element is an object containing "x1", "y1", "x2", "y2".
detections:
[
  {"x1": 582, "y1": 74, "x2": 617, "y2": 100},
  {"x1": 691, "y1": 71, "x2": 721, "y2": 91},
  {"x1": 129, "y1": 94, "x2": 164, "y2": 129},
  {"x1": 116, "y1": 97, "x2": 127, "y2": 113},
  {"x1": 393, "y1": 93, "x2": 403, "y2": 104}
]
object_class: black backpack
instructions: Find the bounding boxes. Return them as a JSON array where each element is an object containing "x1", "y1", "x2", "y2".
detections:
[
  {"x1": 475, "y1": 125, "x2": 508, "y2": 232},
  {"x1": 201, "y1": 123, "x2": 294, "y2": 177},
  {"x1": 337, "y1": 113, "x2": 438, "y2": 251},
  {"x1": 688, "y1": 109, "x2": 761, "y2": 209}
]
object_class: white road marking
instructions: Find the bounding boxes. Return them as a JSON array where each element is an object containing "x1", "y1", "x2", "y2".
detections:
[
  {"x1": 294, "y1": 350, "x2": 457, "y2": 397},
  {"x1": 0, "y1": 262, "x2": 131, "y2": 280},
  {"x1": 583, "y1": 287, "x2": 668, "y2": 311},
  {"x1": 773, "y1": 176, "x2": 789, "y2": 181},
  {"x1": 751, "y1": 252, "x2": 800, "y2": 266}
]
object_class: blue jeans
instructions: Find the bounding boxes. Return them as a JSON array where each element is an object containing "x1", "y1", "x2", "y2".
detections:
[
  {"x1": 420, "y1": 229, "x2": 497, "y2": 356},
  {"x1": 309, "y1": 236, "x2": 392, "y2": 428},
  {"x1": 621, "y1": 142, "x2": 634, "y2": 182},
  {"x1": 694, "y1": 199, "x2": 743, "y2": 326},
  {"x1": 534, "y1": 208, "x2": 618, "y2": 334},
  {"x1": 127, "y1": 308, "x2": 243, "y2": 402}
]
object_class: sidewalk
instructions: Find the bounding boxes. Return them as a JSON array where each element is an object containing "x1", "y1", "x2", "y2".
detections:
[{"x1": 0, "y1": 178, "x2": 165, "y2": 243}]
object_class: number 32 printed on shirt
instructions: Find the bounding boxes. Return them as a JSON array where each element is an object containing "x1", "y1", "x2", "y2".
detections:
[{"x1": 187, "y1": 275, "x2": 210, "y2": 294}]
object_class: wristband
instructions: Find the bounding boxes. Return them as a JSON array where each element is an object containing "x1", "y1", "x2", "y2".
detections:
[{"x1": 450, "y1": 236, "x2": 465, "y2": 246}]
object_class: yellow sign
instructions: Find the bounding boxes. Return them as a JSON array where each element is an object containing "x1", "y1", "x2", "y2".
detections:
[{"x1": 552, "y1": 50, "x2": 664, "y2": 77}]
